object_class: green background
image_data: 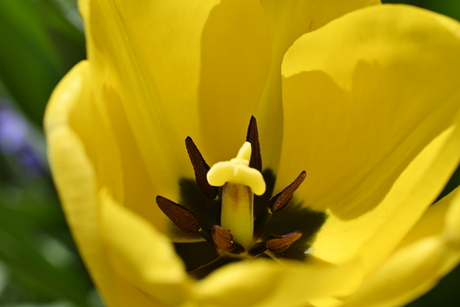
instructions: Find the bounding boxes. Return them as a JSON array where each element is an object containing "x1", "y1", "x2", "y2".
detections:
[{"x1": 0, "y1": 0, "x2": 458, "y2": 306}]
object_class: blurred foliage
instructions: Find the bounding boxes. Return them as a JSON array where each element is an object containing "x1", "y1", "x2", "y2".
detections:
[
  {"x1": 0, "y1": 0, "x2": 458, "y2": 306},
  {"x1": 0, "y1": 0, "x2": 97, "y2": 306},
  {"x1": 0, "y1": 0, "x2": 85, "y2": 127},
  {"x1": 384, "y1": 0, "x2": 460, "y2": 21}
]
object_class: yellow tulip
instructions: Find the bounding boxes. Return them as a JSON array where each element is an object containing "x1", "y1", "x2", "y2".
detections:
[{"x1": 45, "y1": 0, "x2": 460, "y2": 306}]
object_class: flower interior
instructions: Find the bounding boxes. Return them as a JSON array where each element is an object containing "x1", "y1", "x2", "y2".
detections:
[{"x1": 157, "y1": 117, "x2": 327, "y2": 279}]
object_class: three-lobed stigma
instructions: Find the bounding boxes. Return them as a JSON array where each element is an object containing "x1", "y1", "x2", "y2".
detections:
[{"x1": 207, "y1": 141, "x2": 266, "y2": 196}]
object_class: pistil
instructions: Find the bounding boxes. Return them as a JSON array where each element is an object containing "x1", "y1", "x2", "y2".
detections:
[
  {"x1": 207, "y1": 142, "x2": 265, "y2": 249},
  {"x1": 220, "y1": 183, "x2": 253, "y2": 249}
]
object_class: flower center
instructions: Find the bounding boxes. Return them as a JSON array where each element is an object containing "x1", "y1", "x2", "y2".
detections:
[{"x1": 156, "y1": 117, "x2": 327, "y2": 279}]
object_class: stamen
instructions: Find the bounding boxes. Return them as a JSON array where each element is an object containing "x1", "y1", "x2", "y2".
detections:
[
  {"x1": 212, "y1": 225, "x2": 235, "y2": 253},
  {"x1": 185, "y1": 137, "x2": 218, "y2": 199},
  {"x1": 156, "y1": 196, "x2": 200, "y2": 233},
  {"x1": 246, "y1": 116, "x2": 262, "y2": 172},
  {"x1": 266, "y1": 231, "x2": 303, "y2": 253},
  {"x1": 269, "y1": 171, "x2": 306, "y2": 212}
]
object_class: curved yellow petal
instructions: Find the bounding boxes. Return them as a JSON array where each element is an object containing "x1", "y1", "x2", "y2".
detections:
[
  {"x1": 340, "y1": 187, "x2": 460, "y2": 307},
  {"x1": 445, "y1": 189, "x2": 460, "y2": 247},
  {"x1": 48, "y1": 57, "x2": 172, "y2": 235},
  {"x1": 280, "y1": 4, "x2": 460, "y2": 273},
  {"x1": 79, "y1": 0, "x2": 271, "y2": 191},
  {"x1": 195, "y1": 258, "x2": 363, "y2": 307},
  {"x1": 45, "y1": 62, "x2": 160, "y2": 307},
  {"x1": 396, "y1": 193, "x2": 453, "y2": 252},
  {"x1": 76, "y1": 0, "x2": 273, "y2": 237},
  {"x1": 257, "y1": 0, "x2": 381, "y2": 171},
  {"x1": 99, "y1": 188, "x2": 191, "y2": 306}
]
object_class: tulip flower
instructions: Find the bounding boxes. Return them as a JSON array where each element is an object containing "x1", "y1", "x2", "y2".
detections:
[{"x1": 45, "y1": 0, "x2": 460, "y2": 306}]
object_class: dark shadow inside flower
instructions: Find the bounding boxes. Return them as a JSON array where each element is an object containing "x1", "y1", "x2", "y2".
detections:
[
  {"x1": 173, "y1": 168, "x2": 327, "y2": 278},
  {"x1": 174, "y1": 241, "x2": 219, "y2": 272},
  {"x1": 262, "y1": 201, "x2": 327, "y2": 261},
  {"x1": 254, "y1": 169, "x2": 277, "y2": 217},
  {"x1": 179, "y1": 178, "x2": 221, "y2": 230}
]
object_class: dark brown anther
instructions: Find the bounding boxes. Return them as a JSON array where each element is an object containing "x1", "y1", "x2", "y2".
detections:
[
  {"x1": 185, "y1": 137, "x2": 218, "y2": 199},
  {"x1": 246, "y1": 116, "x2": 262, "y2": 172},
  {"x1": 156, "y1": 196, "x2": 200, "y2": 233},
  {"x1": 269, "y1": 171, "x2": 306, "y2": 212},
  {"x1": 266, "y1": 231, "x2": 302, "y2": 253},
  {"x1": 212, "y1": 225, "x2": 235, "y2": 253}
]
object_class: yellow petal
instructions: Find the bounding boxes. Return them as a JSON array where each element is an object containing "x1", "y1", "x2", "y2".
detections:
[
  {"x1": 445, "y1": 189, "x2": 460, "y2": 248},
  {"x1": 45, "y1": 62, "x2": 158, "y2": 307},
  {"x1": 341, "y1": 187, "x2": 460, "y2": 307},
  {"x1": 80, "y1": 0, "x2": 271, "y2": 188},
  {"x1": 76, "y1": 0, "x2": 273, "y2": 237},
  {"x1": 48, "y1": 55, "x2": 172, "y2": 235},
  {"x1": 195, "y1": 258, "x2": 364, "y2": 307},
  {"x1": 99, "y1": 188, "x2": 191, "y2": 306},
  {"x1": 280, "y1": 4, "x2": 460, "y2": 273},
  {"x1": 396, "y1": 193, "x2": 453, "y2": 251},
  {"x1": 257, "y1": 0, "x2": 381, "y2": 170}
]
